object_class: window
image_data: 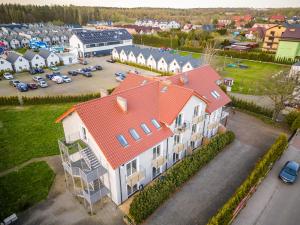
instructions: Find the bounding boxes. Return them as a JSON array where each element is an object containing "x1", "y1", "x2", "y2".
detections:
[
  {"x1": 151, "y1": 119, "x2": 161, "y2": 129},
  {"x1": 0, "y1": 61, "x2": 3, "y2": 64},
  {"x1": 129, "y1": 128, "x2": 140, "y2": 140},
  {"x1": 175, "y1": 114, "x2": 183, "y2": 127},
  {"x1": 126, "y1": 159, "x2": 137, "y2": 176},
  {"x1": 192, "y1": 124, "x2": 197, "y2": 134},
  {"x1": 211, "y1": 90, "x2": 220, "y2": 99},
  {"x1": 141, "y1": 123, "x2": 151, "y2": 134},
  {"x1": 19, "y1": 58, "x2": 22, "y2": 62},
  {"x1": 152, "y1": 166, "x2": 161, "y2": 179},
  {"x1": 174, "y1": 134, "x2": 180, "y2": 145},
  {"x1": 194, "y1": 106, "x2": 199, "y2": 117},
  {"x1": 81, "y1": 127, "x2": 87, "y2": 140},
  {"x1": 191, "y1": 141, "x2": 195, "y2": 149},
  {"x1": 173, "y1": 152, "x2": 179, "y2": 163},
  {"x1": 153, "y1": 145, "x2": 161, "y2": 159},
  {"x1": 127, "y1": 184, "x2": 138, "y2": 196},
  {"x1": 117, "y1": 134, "x2": 128, "y2": 147},
  {"x1": 36, "y1": 56, "x2": 39, "y2": 59}
]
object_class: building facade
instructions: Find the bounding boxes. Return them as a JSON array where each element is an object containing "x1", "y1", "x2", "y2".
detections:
[
  {"x1": 0, "y1": 57, "x2": 13, "y2": 72},
  {"x1": 6, "y1": 52, "x2": 30, "y2": 72},
  {"x1": 23, "y1": 50, "x2": 46, "y2": 68},
  {"x1": 262, "y1": 25, "x2": 286, "y2": 52},
  {"x1": 275, "y1": 27, "x2": 300, "y2": 60}
]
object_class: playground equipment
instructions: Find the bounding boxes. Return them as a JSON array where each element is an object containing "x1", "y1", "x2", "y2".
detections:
[
  {"x1": 49, "y1": 45, "x2": 64, "y2": 53},
  {"x1": 29, "y1": 38, "x2": 48, "y2": 49}
]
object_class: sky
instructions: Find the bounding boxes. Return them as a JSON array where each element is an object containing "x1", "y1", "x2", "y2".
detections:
[{"x1": 1, "y1": 0, "x2": 300, "y2": 8}]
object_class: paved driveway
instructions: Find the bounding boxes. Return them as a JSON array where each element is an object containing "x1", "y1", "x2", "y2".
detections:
[
  {"x1": 144, "y1": 111, "x2": 287, "y2": 225},
  {"x1": 233, "y1": 132, "x2": 300, "y2": 225}
]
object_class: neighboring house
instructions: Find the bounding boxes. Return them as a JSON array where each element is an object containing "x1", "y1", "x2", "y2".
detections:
[
  {"x1": 58, "y1": 51, "x2": 78, "y2": 65},
  {"x1": 262, "y1": 25, "x2": 286, "y2": 52},
  {"x1": 39, "y1": 49, "x2": 60, "y2": 67},
  {"x1": 6, "y1": 36, "x2": 21, "y2": 49},
  {"x1": 275, "y1": 27, "x2": 300, "y2": 60},
  {"x1": 16, "y1": 36, "x2": 29, "y2": 47},
  {"x1": 23, "y1": 50, "x2": 46, "y2": 68},
  {"x1": 0, "y1": 57, "x2": 13, "y2": 72},
  {"x1": 69, "y1": 29, "x2": 133, "y2": 58},
  {"x1": 6, "y1": 51, "x2": 30, "y2": 72},
  {"x1": 269, "y1": 15, "x2": 286, "y2": 23},
  {"x1": 56, "y1": 65, "x2": 231, "y2": 210},
  {"x1": 289, "y1": 61, "x2": 300, "y2": 80}
]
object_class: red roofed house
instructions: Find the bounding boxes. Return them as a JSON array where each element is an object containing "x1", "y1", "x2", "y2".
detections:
[
  {"x1": 232, "y1": 14, "x2": 253, "y2": 28},
  {"x1": 269, "y1": 15, "x2": 285, "y2": 23},
  {"x1": 56, "y1": 65, "x2": 231, "y2": 210}
]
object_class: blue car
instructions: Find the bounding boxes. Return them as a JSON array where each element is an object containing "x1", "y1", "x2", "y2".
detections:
[
  {"x1": 279, "y1": 161, "x2": 300, "y2": 184},
  {"x1": 16, "y1": 83, "x2": 29, "y2": 92}
]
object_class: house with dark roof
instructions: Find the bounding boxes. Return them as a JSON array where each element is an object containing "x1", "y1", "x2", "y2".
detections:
[
  {"x1": 16, "y1": 36, "x2": 30, "y2": 47},
  {"x1": 6, "y1": 36, "x2": 21, "y2": 49},
  {"x1": 276, "y1": 27, "x2": 300, "y2": 60},
  {"x1": 56, "y1": 65, "x2": 230, "y2": 209},
  {"x1": 39, "y1": 49, "x2": 60, "y2": 67},
  {"x1": 23, "y1": 50, "x2": 45, "y2": 68},
  {"x1": 6, "y1": 51, "x2": 30, "y2": 72},
  {"x1": 69, "y1": 29, "x2": 133, "y2": 58},
  {"x1": 0, "y1": 57, "x2": 13, "y2": 72}
]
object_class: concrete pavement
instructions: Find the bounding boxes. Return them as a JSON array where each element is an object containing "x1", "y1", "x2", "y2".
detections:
[{"x1": 233, "y1": 131, "x2": 300, "y2": 225}]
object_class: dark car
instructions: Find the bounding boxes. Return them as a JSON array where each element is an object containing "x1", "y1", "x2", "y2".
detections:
[
  {"x1": 30, "y1": 68, "x2": 44, "y2": 74},
  {"x1": 81, "y1": 72, "x2": 92, "y2": 77},
  {"x1": 68, "y1": 70, "x2": 78, "y2": 76},
  {"x1": 29, "y1": 68, "x2": 38, "y2": 75},
  {"x1": 36, "y1": 68, "x2": 44, "y2": 73},
  {"x1": 279, "y1": 161, "x2": 300, "y2": 184},
  {"x1": 46, "y1": 74, "x2": 55, "y2": 80},
  {"x1": 16, "y1": 82, "x2": 29, "y2": 92},
  {"x1": 27, "y1": 83, "x2": 38, "y2": 89},
  {"x1": 82, "y1": 67, "x2": 92, "y2": 72},
  {"x1": 9, "y1": 80, "x2": 21, "y2": 87},
  {"x1": 95, "y1": 65, "x2": 103, "y2": 70},
  {"x1": 106, "y1": 59, "x2": 115, "y2": 63}
]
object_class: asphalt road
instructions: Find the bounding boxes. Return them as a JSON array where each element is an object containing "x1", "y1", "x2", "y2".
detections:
[
  {"x1": 233, "y1": 132, "x2": 300, "y2": 225},
  {"x1": 144, "y1": 111, "x2": 287, "y2": 225}
]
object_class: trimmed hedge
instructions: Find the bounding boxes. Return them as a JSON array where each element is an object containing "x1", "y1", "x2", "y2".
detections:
[
  {"x1": 291, "y1": 116, "x2": 300, "y2": 132},
  {"x1": 230, "y1": 96, "x2": 273, "y2": 118},
  {"x1": 129, "y1": 131, "x2": 235, "y2": 224},
  {"x1": 207, "y1": 134, "x2": 288, "y2": 225},
  {"x1": 285, "y1": 110, "x2": 300, "y2": 132}
]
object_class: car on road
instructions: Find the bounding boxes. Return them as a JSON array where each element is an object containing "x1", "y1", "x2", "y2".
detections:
[
  {"x1": 95, "y1": 65, "x2": 103, "y2": 70},
  {"x1": 32, "y1": 76, "x2": 45, "y2": 82},
  {"x1": 61, "y1": 75, "x2": 72, "y2": 83},
  {"x1": 68, "y1": 70, "x2": 78, "y2": 76},
  {"x1": 81, "y1": 72, "x2": 92, "y2": 77},
  {"x1": 3, "y1": 72, "x2": 13, "y2": 80},
  {"x1": 9, "y1": 80, "x2": 20, "y2": 87},
  {"x1": 279, "y1": 161, "x2": 300, "y2": 184},
  {"x1": 50, "y1": 66, "x2": 59, "y2": 71},
  {"x1": 27, "y1": 83, "x2": 38, "y2": 89},
  {"x1": 37, "y1": 80, "x2": 48, "y2": 88},
  {"x1": 106, "y1": 59, "x2": 115, "y2": 63},
  {"x1": 16, "y1": 82, "x2": 29, "y2": 92}
]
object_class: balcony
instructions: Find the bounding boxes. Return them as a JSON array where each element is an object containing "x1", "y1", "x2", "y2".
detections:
[
  {"x1": 174, "y1": 122, "x2": 190, "y2": 134},
  {"x1": 191, "y1": 133, "x2": 203, "y2": 142},
  {"x1": 81, "y1": 185, "x2": 110, "y2": 204},
  {"x1": 126, "y1": 168, "x2": 145, "y2": 187},
  {"x1": 192, "y1": 115, "x2": 205, "y2": 124},
  {"x1": 173, "y1": 143, "x2": 185, "y2": 154},
  {"x1": 152, "y1": 155, "x2": 166, "y2": 168},
  {"x1": 207, "y1": 122, "x2": 220, "y2": 130}
]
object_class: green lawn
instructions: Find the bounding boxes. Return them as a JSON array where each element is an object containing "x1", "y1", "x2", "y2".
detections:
[
  {"x1": 0, "y1": 161, "x2": 55, "y2": 220},
  {"x1": 0, "y1": 104, "x2": 71, "y2": 172}
]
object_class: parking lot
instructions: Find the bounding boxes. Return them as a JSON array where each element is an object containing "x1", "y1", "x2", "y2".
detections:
[{"x1": 0, "y1": 56, "x2": 158, "y2": 97}]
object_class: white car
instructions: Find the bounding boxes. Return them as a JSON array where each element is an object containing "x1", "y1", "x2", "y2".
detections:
[
  {"x1": 87, "y1": 66, "x2": 96, "y2": 71},
  {"x1": 32, "y1": 76, "x2": 44, "y2": 82},
  {"x1": 3, "y1": 72, "x2": 14, "y2": 80},
  {"x1": 37, "y1": 80, "x2": 48, "y2": 88},
  {"x1": 52, "y1": 75, "x2": 64, "y2": 84},
  {"x1": 61, "y1": 75, "x2": 72, "y2": 83}
]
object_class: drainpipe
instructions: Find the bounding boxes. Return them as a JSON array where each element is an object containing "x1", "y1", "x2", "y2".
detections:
[
  {"x1": 166, "y1": 138, "x2": 169, "y2": 170},
  {"x1": 118, "y1": 166, "x2": 123, "y2": 204}
]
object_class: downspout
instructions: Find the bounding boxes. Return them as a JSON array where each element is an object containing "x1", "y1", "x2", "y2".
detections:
[
  {"x1": 118, "y1": 166, "x2": 123, "y2": 203},
  {"x1": 166, "y1": 138, "x2": 169, "y2": 170}
]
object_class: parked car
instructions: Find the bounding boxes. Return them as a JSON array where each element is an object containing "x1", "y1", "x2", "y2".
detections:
[
  {"x1": 128, "y1": 69, "x2": 139, "y2": 74},
  {"x1": 3, "y1": 72, "x2": 13, "y2": 80},
  {"x1": 80, "y1": 60, "x2": 88, "y2": 65},
  {"x1": 52, "y1": 75, "x2": 64, "y2": 84},
  {"x1": 46, "y1": 74, "x2": 55, "y2": 80},
  {"x1": 115, "y1": 72, "x2": 125, "y2": 77},
  {"x1": 95, "y1": 65, "x2": 103, "y2": 70},
  {"x1": 279, "y1": 161, "x2": 300, "y2": 184},
  {"x1": 87, "y1": 66, "x2": 97, "y2": 71},
  {"x1": 27, "y1": 83, "x2": 38, "y2": 89},
  {"x1": 61, "y1": 75, "x2": 72, "y2": 83},
  {"x1": 81, "y1": 72, "x2": 92, "y2": 77},
  {"x1": 82, "y1": 67, "x2": 92, "y2": 72},
  {"x1": 37, "y1": 80, "x2": 48, "y2": 88},
  {"x1": 115, "y1": 74, "x2": 126, "y2": 82},
  {"x1": 29, "y1": 68, "x2": 37, "y2": 75},
  {"x1": 68, "y1": 70, "x2": 78, "y2": 76},
  {"x1": 50, "y1": 66, "x2": 59, "y2": 71},
  {"x1": 106, "y1": 59, "x2": 115, "y2": 63},
  {"x1": 9, "y1": 80, "x2": 20, "y2": 87},
  {"x1": 32, "y1": 76, "x2": 44, "y2": 82},
  {"x1": 16, "y1": 82, "x2": 29, "y2": 92}
]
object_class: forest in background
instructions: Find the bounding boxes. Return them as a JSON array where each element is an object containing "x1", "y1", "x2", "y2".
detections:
[{"x1": 0, "y1": 4, "x2": 300, "y2": 25}]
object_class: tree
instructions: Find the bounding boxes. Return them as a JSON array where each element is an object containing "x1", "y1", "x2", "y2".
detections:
[
  {"x1": 260, "y1": 71, "x2": 299, "y2": 121},
  {"x1": 201, "y1": 41, "x2": 217, "y2": 65}
]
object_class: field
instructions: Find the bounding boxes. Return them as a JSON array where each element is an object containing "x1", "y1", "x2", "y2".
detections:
[
  {"x1": 0, "y1": 161, "x2": 55, "y2": 220},
  {"x1": 0, "y1": 104, "x2": 71, "y2": 172},
  {"x1": 178, "y1": 51, "x2": 290, "y2": 95}
]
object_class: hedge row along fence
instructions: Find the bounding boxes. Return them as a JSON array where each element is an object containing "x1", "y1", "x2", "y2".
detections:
[
  {"x1": 129, "y1": 131, "x2": 235, "y2": 224},
  {"x1": 207, "y1": 133, "x2": 288, "y2": 225},
  {"x1": 285, "y1": 110, "x2": 300, "y2": 132}
]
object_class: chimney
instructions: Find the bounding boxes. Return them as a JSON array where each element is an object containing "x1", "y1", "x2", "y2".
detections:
[
  {"x1": 117, "y1": 96, "x2": 127, "y2": 112},
  {"x1": 180, "y1": 72, "x2": 189, "y2": 84},
  {"x1": 100, "y1": 88, "x2": 108, "y2": 97}
]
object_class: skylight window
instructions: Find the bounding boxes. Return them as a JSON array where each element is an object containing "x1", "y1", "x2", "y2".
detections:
[
  {"x1": 151, "y1": 119, "x2": 161, "y2": 129},
  {"x1": 117, "y1": 135, "x2": 128, "y2": 147},
  {"x1": 211, "y1": 90, "x2": 220, "y2": 99},
  {"x1": 141, "y1": 123, "x2": 151, "y2": 134},
  {"x1": 129, "y1": 129, "x2": 141, "y2": 140}
]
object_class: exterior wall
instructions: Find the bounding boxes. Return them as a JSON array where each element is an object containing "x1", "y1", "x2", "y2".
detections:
[
  {"x1": 9, "y1": 39, "x2": 20, "y2": 49},
  {"x1": 276, "y1": 40, "x2": 300, "y2": 60},
  {"x1": 146, "y1": 55, "x2": 157, "y2": 70},
  {"x1": 45, "y1": 53, "x2": 60, "y2": 67},
  {"x1": 182, "y1": 62, "x2": 194, "y2": 72},
  {"x1": 13, "y1": 56, "x2": 30, "y2": 72},
  {"x1": 111, "y1": 49, "x2": 119, "y2": 59},
  {"x1": 203, "y1": 107, "x2": 223, "y2": 138},
  {"x1": 168, "y1": 59, "x2": 181, "y2": 73},
  {"x1": 119, "y1": 50, "x2": 128, "y2": 62},
  {"x1": 30, "y1": 54, "x2": 46, "y2": 68},
  {"x1": 137, "y1": 53, "x2": 146, "y2": 65},
  {"x1": 59, "y1": 53, "x2": 79, "y2": 65},
  {"x1": 157, "y1": 57, "x2": 168, "y2": 72},
  {"x1": 262, "y1": 26, "x2": 286, "y2": 52},
  {"x1": 128, "y1": 51, "x2": 137, "y2": 63},
  {"x1": 0, "y1": 58, "x2": 13, "y2": 71}
]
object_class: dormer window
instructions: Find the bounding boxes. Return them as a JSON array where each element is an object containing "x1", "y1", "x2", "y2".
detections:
[
  {"x1": 151, "y1": 119, "x2": 161, "y2": 129},
  {"x1": 141, "y1": 123, "x2": 151, "y2": 134},
  {"x1": 129, "y1": 128, "x2": 140, "y2": 140},
  {"x1": 117, "y1": 134, "x2": 128, "y2": 147}
]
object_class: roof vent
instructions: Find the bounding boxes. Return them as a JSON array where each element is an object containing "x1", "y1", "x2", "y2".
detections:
[
  {"x1": 180, "y1": 73, "x2": 189, "y2": 84},
  {"x1": 117, "y1": 96, "x2": 127, "y2": 112},
  {"x1": 161, "y1": 86, "x2": 168, "y2": 93},
  {"x1": 141, "y1": 80, "x2": 148, "y2": 86}
]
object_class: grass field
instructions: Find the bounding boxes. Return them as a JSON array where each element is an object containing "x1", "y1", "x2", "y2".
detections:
[
  {"x1": 0, "y1": 161, "x2": 55, "y2": 220},
  {"x1": 0, "y1": 104, "x2": 71, "y2": 172},
  {"x1": 178, "y1": 50, "x2": 290, "y2": 95}
]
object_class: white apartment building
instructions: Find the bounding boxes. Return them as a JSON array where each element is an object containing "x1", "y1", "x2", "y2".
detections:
[{"x1": 56, "y1": 65, "x2": 230, "y2": 212}]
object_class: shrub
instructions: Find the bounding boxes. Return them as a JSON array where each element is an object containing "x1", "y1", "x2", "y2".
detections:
[
  {"x1": 291, "y1": 116, "x2": 300, "y2": 132},
  {"x1": 285, "y1": 110, "x2": 300, "y2": 127},
  {"x1": 207, "y1": 134, "x2": 288, "y2": 225},
  {"x1": 230, "y1": 96, "x2": 273, "y2": 118},
  {"x1": 129, "y1": 131, "x2": 235, "y2": 224},
  {"x1": 0, "y1": 96, "x2": 19, "y2": 105}
]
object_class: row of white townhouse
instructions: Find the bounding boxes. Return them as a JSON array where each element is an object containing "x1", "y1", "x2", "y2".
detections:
[
  {"x1": 1, "y1": 49, "x2": 60, "y2": 72},
  {"x1": 112, "y1": 45, "x2": 200, "y2": 73},
  {"x1": 56, "y1": 65, "x2": 231, "y2": 212}
]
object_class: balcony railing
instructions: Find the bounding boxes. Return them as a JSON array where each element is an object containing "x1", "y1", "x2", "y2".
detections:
[
  {"x1": 192, "y1": 115, "x2": 205, "y2": 124},
  {"x1": 207, "y1": 122, "x2": 220, "y2": 130},
  {"x1": 126, "y1": 167, "x2": 146, "y2": 187},
  {"x1": 173, "y1": 143, "x2": 185, "y2": 154},
  {"x1": 82, "y1": 185, "x2": 110, "y2": 204},
  {"x1": 152, "y1": 155, "x2": 166, "y2": 168},
  {"x1": 191, "y1": 133, "x2": 203, "y2": 142},
  {"x1": 174, "y1": 122, "x2": 190, "y2": 134}
]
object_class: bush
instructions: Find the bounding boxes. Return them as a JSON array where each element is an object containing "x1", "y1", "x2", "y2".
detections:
[
  {"x1": 129, "y1": 131, "x2": 235, "y2": 224},
  {"x1": 285, "y1": 110, "x2": 300, "y2": 128},
  {"x1": 207, "y1": 134, "x2": 288, "y2": 225},
  {"x1": 230, "y1": 96, "x2": 273, "y2": 118},
  {"x1": 291, "y1": 116, "x2": 300, "y2": 132}
]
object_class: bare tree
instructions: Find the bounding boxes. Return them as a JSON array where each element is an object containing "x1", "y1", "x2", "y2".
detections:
[
  {"x1": 260, "y1": 71, "x2": 298, "y2": 121},
  {"x1": 201, "y1": 41, "x2": 217, "y2": 65}
]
